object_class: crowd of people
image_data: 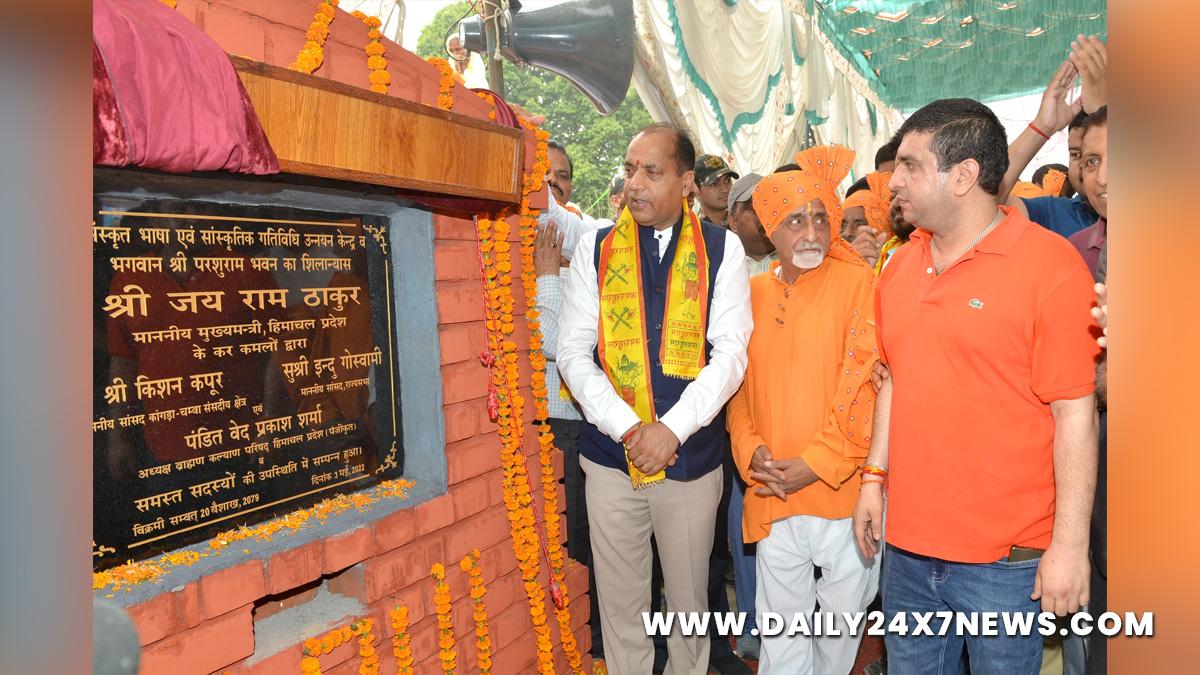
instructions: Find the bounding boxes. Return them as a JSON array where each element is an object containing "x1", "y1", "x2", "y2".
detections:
[{"x1": 531, "y1": 34, "x2": 1109, "y2": 675}]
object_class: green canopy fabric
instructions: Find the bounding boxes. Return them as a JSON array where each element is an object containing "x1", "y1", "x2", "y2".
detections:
[{"x1": 812, "y1": 0, "x2": 1107, "y2": 111}]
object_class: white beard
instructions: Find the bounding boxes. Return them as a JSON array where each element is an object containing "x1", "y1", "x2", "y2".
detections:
[{"x1": 793, "y1": 249, "x2": 826, "y2": 270}]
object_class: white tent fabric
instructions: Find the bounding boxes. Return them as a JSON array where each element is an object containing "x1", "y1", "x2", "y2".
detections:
[{"x1": 632, "y1": 0, "x2": 902, "y2": 181}]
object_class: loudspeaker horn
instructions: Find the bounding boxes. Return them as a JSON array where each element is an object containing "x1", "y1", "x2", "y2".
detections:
[{"x1": 459, "y1": 0, "x2": 635, "y2": 115}]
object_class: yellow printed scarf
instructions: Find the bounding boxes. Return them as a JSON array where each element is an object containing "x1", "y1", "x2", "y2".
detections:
[{"x1": 597, "y1": 200, "x2": 709, "y2": 488}]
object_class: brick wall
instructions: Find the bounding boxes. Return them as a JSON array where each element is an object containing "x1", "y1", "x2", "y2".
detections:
[
  {"x1": 173, "y1": 0, "x2": 494, "y2": 121},
  {"x1": 118, "y1": 2, "x2": 573, "y2": 673}
]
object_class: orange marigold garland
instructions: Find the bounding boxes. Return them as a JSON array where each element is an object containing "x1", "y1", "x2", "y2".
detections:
[
  {"x1": 475, "y1": 91, "x2": 498, "y2": 122},
  {"x1": 390, "y1": 605, "x2": 414, "y2": 674},
  {"x1": 356, "y1": 619, "x2": 379, "y2": 675},
  {"x1": 431, "y1": 563, "x2": 457, "y2": 673},
  {"x1": 515, "y1": 117, "x2": 584, "y2": 672},
  {"x1": 428, "y1": 57, "x2": 457, "y2": 111},
  {"x1": 95, "y1": 479, "x2": 415, "y2": 595},
  {"x1": 477, "y1": 209, "x2": 557, "y2": 674},
  {"x1": 300, "y1": 616, "x2": 376, "y2": 675},
  {"x1": 352, "y1": 11, "x2": 390, "y2": 94},
  {"x1": 292, "y1": 0, "x2": 340, "y2": 75},
  {"x1": 159, "y1": 0, "x2": 177, "y2": 9},
  {"x1": 475, "y1": 114, "x2": 587, "y2": 673},
  {"x1": 460, "y1": 550, "x2": 493, "y2": 673}
]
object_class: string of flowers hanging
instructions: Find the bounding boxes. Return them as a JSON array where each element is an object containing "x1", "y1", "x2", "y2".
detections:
[
  {"x1": 351, "y1": 10, "x2": 390, "y2": 94},
  {"x1": 291, "y1": 1, "x2": 340, "y2": 75},
  {"x1": 431, "y1": 563, "x2": 458, "y2": 673},
  {"x1": 389, "y1": 605, "x2": 414, "y2": 675},
  {"x1": 460, "y1": 550, "x2": 494, "y2": 673}
]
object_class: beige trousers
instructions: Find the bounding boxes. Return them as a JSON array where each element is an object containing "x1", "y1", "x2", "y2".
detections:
[{"x1": 581, "y1": 455, "x2": 723, "y2": 675}]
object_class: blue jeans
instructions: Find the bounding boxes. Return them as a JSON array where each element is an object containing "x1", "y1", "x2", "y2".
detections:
[
  {"x1": 727, "y1": 464, "x2": 757, "y2": 631},
  {"x1": 883, "y1": 544, "x2": 1042, "y2": 675}
]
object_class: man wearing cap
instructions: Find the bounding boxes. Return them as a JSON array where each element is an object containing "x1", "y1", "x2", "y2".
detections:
[
  {"x1": 726, "y1": 146, "x2": 882, "y2": 674},
  {"x1": 608, "y1": 174, "x2": 627, "y2": 221},
  {"x1": 694, "y1": 153, "x2": 739, "y2": 228},
  {"x1": 727, "y1": 173, "x2": 777, "y2": 278}
]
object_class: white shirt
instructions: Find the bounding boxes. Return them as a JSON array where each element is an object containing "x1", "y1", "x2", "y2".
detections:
[
  {"x1": 746, "y1": 252, "x2": 778, "y2": 277},
  {"x1": 556, "y1": 225, "x2": 753, "y2": 445},
  {"x1": 535, "y1": 269, "x2": 582, "y2": 421},
  {"x1": 538, "y1": 197, "x2": 613, "y2": 261}
]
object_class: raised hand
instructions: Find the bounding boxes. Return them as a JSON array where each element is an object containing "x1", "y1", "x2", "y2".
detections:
[
  {"x1": 1034, "y1": 61, "x2": 1083, "y2": 134},
  {"x1": 534, "y1": 220, "x2": 565, "y2": 276},
  {"x1": 852, "y1": 225, "x2": 883, "y2": 267},
  {"x1": 1070, "y1": 35, "x2": 1107, "y2": 114}
]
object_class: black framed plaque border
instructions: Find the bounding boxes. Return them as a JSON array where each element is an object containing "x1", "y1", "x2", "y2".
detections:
[{"x1": 92, "y1": 196, "x2": 408, "y2": 570}]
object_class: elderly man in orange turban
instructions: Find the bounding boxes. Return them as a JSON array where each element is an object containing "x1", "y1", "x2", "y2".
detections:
[{"x1": 725, "y1": 146, "x2": 882, "y2": 674}]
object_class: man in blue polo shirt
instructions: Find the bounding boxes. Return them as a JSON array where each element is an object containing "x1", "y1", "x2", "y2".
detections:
[{"x1": 1000, "y1": 35, "x2": 1106, "y2": 239}]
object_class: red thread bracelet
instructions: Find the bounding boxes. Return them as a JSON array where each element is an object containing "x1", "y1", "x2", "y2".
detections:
[
  {"x1": 621, "y1": 423, "x2": 642, "y2": 444},
  {"x1": 1028, "y1": 122, "x2": 1051, "y2": 140}
]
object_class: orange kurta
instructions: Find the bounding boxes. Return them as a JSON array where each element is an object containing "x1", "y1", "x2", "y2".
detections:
[{"x1": 727, "y1": 257, "x2": 879, "y2": 543}]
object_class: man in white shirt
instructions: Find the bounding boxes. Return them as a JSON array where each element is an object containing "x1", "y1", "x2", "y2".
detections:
[
  {"x1": 538, "y1": 141, "x2": 613, "y2": 260},
  {"x1": 558, "y1": 123, "x2": 752, "y2": 675}
]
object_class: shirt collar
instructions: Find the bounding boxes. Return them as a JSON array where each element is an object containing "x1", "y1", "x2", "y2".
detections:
[
  {"x1": 1073, "y1": 193, "x2": 1100, "y2": 219},
  {"x1": 1087, "y1": 218, "x2": 1107, "y2": 250},
  {"x1": 909, "y1": 206, "x2": 1028, "y2": 257}
]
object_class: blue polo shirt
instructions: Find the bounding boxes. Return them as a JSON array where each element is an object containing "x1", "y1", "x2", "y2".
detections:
[{"x1": 1021, "y1": 194, "x2": 1099, "y2": 239}]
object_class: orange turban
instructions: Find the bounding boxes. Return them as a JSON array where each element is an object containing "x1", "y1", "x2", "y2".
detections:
[
  {"x1": 1013, "y1": 169, "x2": 1069, "y2": 200},
  {"x1": 1040, "y1": 168, "x2": 1067, "y2": 197},
  {"x1": 842, "y1": 171, "x2": 894, "y2": 235},
  {"x1": 752, "y1": 145, "x2": 856, "y2": 238},
  {"x1": 1010, "y1": 180, "x2": 1048, "y2": 199}
]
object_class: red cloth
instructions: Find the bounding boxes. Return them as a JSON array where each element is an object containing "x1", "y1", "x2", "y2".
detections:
[
  {"x1": 92, "y1": 0, "x2": 278, "y2": 174},
  {"x1": 93, "y1": 42, "x2": 131, "y2": 166}
]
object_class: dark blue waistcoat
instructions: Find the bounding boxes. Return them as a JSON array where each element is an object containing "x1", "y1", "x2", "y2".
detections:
[{"x1": 579, "y1": 216, "x2": 729, "y2": 481}]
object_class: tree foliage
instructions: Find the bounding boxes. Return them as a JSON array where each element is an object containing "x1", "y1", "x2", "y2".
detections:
[{"x1": 417, "y1": 2, "x2": 653, "y2": 215}]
